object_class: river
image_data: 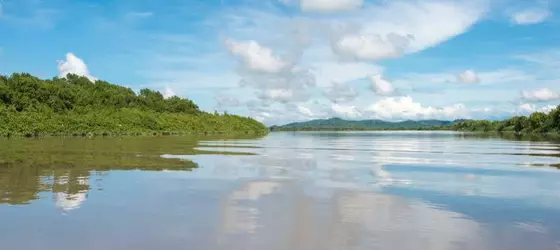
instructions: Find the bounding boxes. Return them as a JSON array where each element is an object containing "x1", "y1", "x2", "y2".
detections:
[{"x1": 1, "y1": 131, "x2": 560, "y2": 250}]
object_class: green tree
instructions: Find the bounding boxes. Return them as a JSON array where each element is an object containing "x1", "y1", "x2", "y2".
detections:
[{"x1": 0, "y1": 73, "x2": 268, "y2": 136}]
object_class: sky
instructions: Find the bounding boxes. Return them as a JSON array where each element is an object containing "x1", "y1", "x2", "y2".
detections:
[{"x1": 0, "y1": 0, "x2": 559, "y2": 125}]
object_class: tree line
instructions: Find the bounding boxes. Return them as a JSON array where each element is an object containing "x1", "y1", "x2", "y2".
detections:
[
  {"x1": 271, "y1": 106, "x2": 560, "y2": 135},
  {"x1": 0, "y1": 73, "x2": 268, "y2": 136},
  {"x1": 450, "y1": 107, "x2": 560, "y2": 134}
]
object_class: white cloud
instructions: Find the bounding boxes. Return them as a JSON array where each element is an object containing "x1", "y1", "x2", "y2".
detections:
[
  {"x1": 478, "y1": 69, "x2": 535, "y2": 84},
  {"x1": 163, "y1": 86, "x2": 176, "y2": 99},
  {"x1": 254, "y1": 111, "x2": 273, "y2": 122},
  {"x1": 258, "y1": 89, "x2": 300, "y2": 103},
  {"x1": 297, "y1": 105, "x2": 314, "y2": 117},
  {"x1": 331, "y1": 103, "x2": 362, "y2": 118},
  {"x1": 332, "y1": 0, "x2": 487, "y2": 60},
  {"x1": 457, "y1": 70, "x2": 480, "y2": 84},
  {"x1": 397, "y1": 69, "x2": 534, "y2": 87},
  {"x1": 224, "y1": 38, "x2": 315, "y2": 103},
  {"x1": 241, "y1": 68, "x2": 315, "y2": 103},
  {"x1": 519, "y1": 103, "x2": 534, "y2": 113},
  {"x1": 369, "y1": 74, "x2": 395, "y2": 95},
  {"x1": 521, "y1": 88, "x2": 560, "y2": 102},
  {"x1": 519, "y1": 103, "x2": 557, "y2": 114},
  {"x1": 333, "y1": 33, "x2": 412, "y2": 61},
  {"x1": 394, "y1": 72, "x2": 454, "y2": 87},
  {"x1": 57, "y1": 53, "x2": 97, "y2": 82},
  {"x1": 515, "y1": 49, "x2": 560, "y2": 68},
  {"x1": 323, "y1": 82, "x2": 358, "y2": 103},
  {"x1": 246, "y1": 101, "x2": 308, "y2": 125},
  {"x1": 210, "y1": 0, "x2": 504, "y2": 122},
  {"x1": 225, "y1": 39, "x2": 289, "y2": 74},
  {"x1": 300, "y1": 0, "x2": 364, "y2": 12},
  {"x1": 365, "y1": 96, "x2": 468, "y2": 121},
  {"x1": 311, "y1": 60, "x2": 384, "y2": 87},
  {"x1": 215, "y1": 94, "x2": 242, "y2": 107},
  {"x1": 511, "y1": 8, "x2": 550, "y2": 25}
]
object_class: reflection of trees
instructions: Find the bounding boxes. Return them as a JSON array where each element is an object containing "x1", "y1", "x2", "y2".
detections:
[
  {"x1": 0, "y1": 157, "x2": 198, "y2": 206},
  {"x1": 0, "y1": 137, "x2": 202, "y2": 207},
  {"x1": 0, "y1": 163, "x2": 46, "y2": 205}
]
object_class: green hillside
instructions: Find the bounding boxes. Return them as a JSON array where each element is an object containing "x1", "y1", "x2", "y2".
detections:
[
  {"x1": 271, "y1": 107, "x2": 560, "y2": 135},
  {"x1": 271, "y1": 117, "x2": 460, "y2": 131},
  {"x1": 0, "y1": 73, "x2": 268, "y2": 136}
]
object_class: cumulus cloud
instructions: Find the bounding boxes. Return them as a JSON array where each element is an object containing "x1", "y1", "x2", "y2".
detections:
[
  {"x1": 247, "y1": 101, "x2": 318, "y2": 125},
  {"x1": 333, "y1": 33, "x2": 413, "y2": 61},
  {"x1": 258, "y1": 89, "x2": 302, "y2": 103},
  {"x1": 519, "y1": 103, "x2": 557, "y2": 114},
  {"x1": 323, "y1": 82, "x2": 358, "y2": 103},
  {"x1": 331, "y1": 0, "x2": 487, "y2": 60},
  {"x1": 521, "y1": 88, "x2": 560, "y2": 102},
  {"x1": 225, "y1": 39, "x2": 289, "y2": 74},
  {"x1": 331, "y1": 103, "x2": 362, "y2": 118},
  {"x1": 218, "y1": 0, "x2": 490, "y2": 122},
  {"x1": 300, "y1": 0, "x2": 364, "y2": 13},
  {"x1": 365, "y1": 96, "x2": 468, "y2": 121},
  {"x1": 369, "y1": 74, "x2": 395, "y2": 95},
  {"x1": 163, "y1": 86, "x2": 175, "y2": 99},
  {"x1": 511, "y1": 8, "x2": 550, "y2": 25},
  {"x1": 225, "y1": 39, "x2": 315, "y2": 103},
  {"x1": 323, "y1": 96, "x2": 470, "y2": 121},
  {"x1": 57, "y1": 53, "x2": 97, "y2": 82},
  {"x1": 457, "y1": 70, "x2": 480, "y2": 84}
]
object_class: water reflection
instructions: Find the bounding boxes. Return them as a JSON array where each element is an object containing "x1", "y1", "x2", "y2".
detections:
[
  {"x1": 0, "y1": 137, "x2": 204, "y2": 207},
  {"x1": 1, "y1": 132, "x2": 560, "y2": 250}
]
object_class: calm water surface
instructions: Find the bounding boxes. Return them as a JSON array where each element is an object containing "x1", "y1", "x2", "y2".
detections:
[{"x1": 1, "y1": 131, "x2": 560, "y2": 250}]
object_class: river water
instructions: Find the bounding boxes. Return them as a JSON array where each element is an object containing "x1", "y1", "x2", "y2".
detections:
[{"x1": 1, "y1": 131, "x2": 560, "y2": 250}]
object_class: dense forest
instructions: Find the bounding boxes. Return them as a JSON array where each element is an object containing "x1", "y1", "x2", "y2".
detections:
[
  {"x1": 0, "y1": 73, "x2": 268, "y2": 136},
  {"x1": 272, "y1": 107, "x2": 560, "y2": 135}
]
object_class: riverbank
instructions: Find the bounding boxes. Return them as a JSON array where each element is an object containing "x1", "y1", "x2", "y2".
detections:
[{"x1": 0, "y1": 108, "x2": 269, "y2": 137}]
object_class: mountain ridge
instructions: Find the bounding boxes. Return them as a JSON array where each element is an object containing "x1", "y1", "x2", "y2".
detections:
[{"x1": 271, "y1": 117, "x2": 470, "y2": 131}]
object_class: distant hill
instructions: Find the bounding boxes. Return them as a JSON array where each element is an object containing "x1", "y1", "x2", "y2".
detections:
[{"x1": 271, "y1": 118, "x2": 468, "y2": 131}]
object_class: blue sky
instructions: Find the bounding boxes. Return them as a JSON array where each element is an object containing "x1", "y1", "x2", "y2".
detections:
[{"x1": 0, "y1": 0, "x2": 559, "y2": 125}]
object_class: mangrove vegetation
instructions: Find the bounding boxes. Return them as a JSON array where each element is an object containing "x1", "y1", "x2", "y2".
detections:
[{"x1": 0, "y1": 73, "x2": 268, "y2": 136}]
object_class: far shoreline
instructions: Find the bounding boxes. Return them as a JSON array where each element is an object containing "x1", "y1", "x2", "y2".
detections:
[{"x1": 269, "y1": 129, "x2": 560, "y2": 140}]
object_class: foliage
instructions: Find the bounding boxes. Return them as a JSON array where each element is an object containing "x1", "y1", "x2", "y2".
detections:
[
  {"x1": 0, "y1": 73, "x2": 268, "y2": 136},
  {"x1": 271, "y1": 107, "x2": 560, "y2": 135},
  {"x1": 450, "y1": 107, "x2": 560, "y2": 134}
]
